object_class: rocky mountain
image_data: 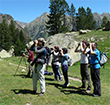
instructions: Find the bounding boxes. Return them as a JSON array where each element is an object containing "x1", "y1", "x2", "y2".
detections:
[
  {"x1": 13, "y1": 12, "x2": 110, "y2": 41},
  {"x1": 93, "y1": 12, "x2": 110, "y2": 27},
  {"x1": 0, "y1": 13, "x2": 31, "y2": 43},
  {"x1": 25, "y1": 12, "x2": 49, "y2": 40},
  {"x1": 24, "y1": 12, "x2": 110, "y2": 40},
  {"x1": 15, "y1": 21, "x2": 28, "y2": 28}
]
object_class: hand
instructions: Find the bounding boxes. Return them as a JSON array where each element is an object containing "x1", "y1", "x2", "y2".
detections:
[
  {"x1": 23, "y1": 53, "x2": 25, "y2": 56},
  {"x1": 35, "y1": 40, "x2": 38, "y2": 46}
]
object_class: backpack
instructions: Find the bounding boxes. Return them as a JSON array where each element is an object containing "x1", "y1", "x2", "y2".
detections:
[
  {"x1": 45, "y1": 46, "x2": 51, "y2": 64},
  {"x1": 68, "y1": 56, "x2": 72, "y2": 66},
  {"x1": 96, "y1": 52, "x2": 108, "y2": 67}
]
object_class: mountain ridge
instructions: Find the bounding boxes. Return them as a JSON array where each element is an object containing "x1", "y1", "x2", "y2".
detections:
[{"x1": 1, "y1": 12, "x2": 110, "y2": 40}]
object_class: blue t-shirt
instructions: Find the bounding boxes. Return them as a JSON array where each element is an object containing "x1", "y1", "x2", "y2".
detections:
[
  {"x1": 60, "y1": 53, "x2": 68, "y2": 66},
  {"x1": 88, "y1": 49, "x2": 101, "y2": 69}
]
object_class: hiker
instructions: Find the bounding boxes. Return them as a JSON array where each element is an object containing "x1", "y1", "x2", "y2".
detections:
[
  {"x1": 23, "y1": 48, "x2": 34, "y2": 77},
  {"x1": 59, "y1": 48, "x2": 70, "y2": 87},
  {"x1": 74, "y1": 41, "x2": 91, "y2": 92},
  {"x1": 32, "y1": 38, "x2": 47, "y2": 96},
  {"x1": 51, "y1": 46, "x2": 62, "y2": 82},
  {"x1": 83, "y1": 43, "x2": 101, "y2": 97}
]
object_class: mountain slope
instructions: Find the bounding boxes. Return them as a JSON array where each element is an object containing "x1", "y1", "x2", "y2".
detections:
[
  {"x1": 0, "y1": 13, "x2": 31, "y2": 43},
  {"x1": 25, "y1": 12, "x2": 110, "y2": 40},
  {"x1": 26, "y1": 12, "x2": 49, "y2": 40}
]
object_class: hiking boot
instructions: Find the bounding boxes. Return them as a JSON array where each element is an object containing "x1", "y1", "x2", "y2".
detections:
[
  {"x1": 38, "y1": 92, "x2": 45, "y2": 96},
  {"x1": 63, "y1": 83, "x2": 70, "y2": 88},
  {"x1": 57, "y1": 79, "x2": 62, "y2": 82},
  {"x1": 67, "y1": 83, "x2": 70, "y2": 87},
  {"x1": 91, "y1": 94, "x2": 101, "y2": 97}
]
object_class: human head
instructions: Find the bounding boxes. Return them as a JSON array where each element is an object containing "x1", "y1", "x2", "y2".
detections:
[
  {"x1": 62, "y1": 48, "x2": 68, "y2": 54},
  {"x1": 38, "y1": 38, "x2": 46, "y2": 46},
  {"x1": 54, "y1": 46, "x2": 59, "y2": 52},
  {"x1": 27, "y1": 48, "x2": 31, "y2": 52},
  {"x1": 92, "y1": 42, "x2": 97, "y2": 50}
]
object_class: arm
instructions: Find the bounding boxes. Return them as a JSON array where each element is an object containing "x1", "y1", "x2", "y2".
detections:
[
  {"x1": 23, "y1": 53, "x2": 29, "y2": 58},
  {"x1": 34, "y1": 46, "x2": 45, "y2": 54},
  {"x1": 74, "y1": 43, "x2": 80, "y2": 52},
  {"x1": 90, "y1": 43, "x2": 95, "y2": 55},
  {"x1": 80, "y1": 42, "x2": 84, "y2": 52},
  {"x1": 83, "y1": 46, "x2": 88, "y2": 55}
]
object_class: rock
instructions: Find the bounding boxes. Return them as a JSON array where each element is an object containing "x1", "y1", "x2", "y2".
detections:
[
  {"x1": 91, "y1": 37, "x2": 95, "y2": 41},
  {"x1": 0, "y1": 49, "x2": 12, "y2": 58},
  {"x1": 79, "y1": 29, "x2": 87, "y2": 35},
  {"x1": 79, "y1": 29, "x2": 91, "y2": 35},
  {"x1": 21, "y1": 69, "x2": 26, "y2": 72},
  {"x1": 26, "y1": 32, "x2": 81, "y2": 66},
  {"x1": 45, "y1": 33, "x2": 81, "y2": 65},
  {"x1": 26, "y1": 41, "x2": 34, "y2": 48}
]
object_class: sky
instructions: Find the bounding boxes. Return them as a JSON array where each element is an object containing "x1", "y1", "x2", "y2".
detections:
[{"x1": 0, "y1": 0, "x2": 110, "y2": 23}]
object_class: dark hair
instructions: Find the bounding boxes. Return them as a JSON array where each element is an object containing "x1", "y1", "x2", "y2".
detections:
[
  {"x1": 82, "y1": 40, "x2": 89, "y2": 46},
  {"x1": 94, "y1": 42, "x2": 98, "y2": 47},
  {"x1": 62, "y1": 48, "x2": 68, "y2": 54}
]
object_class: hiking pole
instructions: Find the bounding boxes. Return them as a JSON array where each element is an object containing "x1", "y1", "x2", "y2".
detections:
[{"x1": 14, "y1": 56, "x2": 23, "y2": 76}]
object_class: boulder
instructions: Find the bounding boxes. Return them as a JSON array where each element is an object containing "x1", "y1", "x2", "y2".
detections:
[
  {"x1": 79, "y1": 29, "x2": 91, "y2": 35},
  {"x1": 45, "y1": 33, "x2": 81, "y2": 66},
  {"x1": 79, "y1": 29, "x2": 87, "y2": 35},
  {"x1": 26, "y1": 41, "x2": 34, "y2": 48},
  {"x1": 0, "y1": 49, "x2": 12, "y2": 58}
]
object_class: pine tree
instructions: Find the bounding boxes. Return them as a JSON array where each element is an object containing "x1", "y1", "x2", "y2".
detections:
[
  {"x1": 69, "y1": 3, "x2": 76, "y2": 31},
  {"x1": 86, "y1": 7, "x2": 96, "y2": 29},
  {"x1": 76, "y1": 7, "x2": 86, "y2": 30},
  {"x1": 76, "y1": 7, "x2": 96, "y2": 31},
  {"x1": 101, "y1": 16, "x2": 109, "y2": 28},
  {"x1": 9, "y1": 20, "x2": 16, "y2": 45},
  {"x1": 0, "y1": 20, "x2": 11, "y2": 51},
  {"x1": 46, "y1": 0, "x2": 69, "y2": 35}
]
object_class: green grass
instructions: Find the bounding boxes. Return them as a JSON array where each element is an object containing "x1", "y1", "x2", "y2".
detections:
[
  {"x1": 0, "y1": 30, "x2": 110, "y2": 105},
  {"x1": 0, "y1": 56, "x2": 110, "y2": 105},
  {"x1": 73, "y1": 30, "x2": 110, "y2": 61}
]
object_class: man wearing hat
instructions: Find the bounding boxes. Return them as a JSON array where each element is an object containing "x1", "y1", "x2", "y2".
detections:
[{"x1": 32, "y1": 38, "x2": 47, "y2": 96}]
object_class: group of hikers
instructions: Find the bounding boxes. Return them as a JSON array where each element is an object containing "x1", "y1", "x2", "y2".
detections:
[{"x1": 23, "y1": 37, "x2": 101, "y2": 97}]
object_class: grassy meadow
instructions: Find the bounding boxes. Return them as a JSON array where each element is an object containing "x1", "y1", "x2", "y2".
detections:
[{"x1": 0, "y1": 30, "x2": 110, "y2": 105}]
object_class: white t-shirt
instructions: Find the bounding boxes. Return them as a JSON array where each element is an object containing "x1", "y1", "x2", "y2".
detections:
[{"x1": 79, "y1": 48, "x2": 90, "y2": 64}]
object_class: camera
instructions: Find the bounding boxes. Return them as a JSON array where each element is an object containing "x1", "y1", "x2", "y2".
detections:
[
  {"x1": 50, "y1": 48, "x2": 53, "y2": 50},
  {"x1": 78, "y1": 43, "x2": 80, "y2": 46},
  {"x1": 21, "y1": 50, "x2": 27, "y2": 53},
  {"x1": 86, "y1": 43, "x2": 90, "y2": 46}
]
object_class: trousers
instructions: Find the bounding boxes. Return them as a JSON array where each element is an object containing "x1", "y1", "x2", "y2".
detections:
[
  {"x1": 33, "y1": 63, "x2": 45, "y2": 93},
  {"x1": 91, "y1": 67, "x2": 101, "y2": 96},
  {"x1": 52, "y1": 64, "x2": 62, "y2": 80},
  {"x1": 80, "y1": 64, "x2": 91, "y2": 89},
  {"x1": 62, "y1": 65, "x2": 69, "y2": 85}
]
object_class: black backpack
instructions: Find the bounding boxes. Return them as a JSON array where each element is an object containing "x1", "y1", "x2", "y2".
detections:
[{"x1": 45, "y1": 46, "x2": 51, "y2": 63}]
